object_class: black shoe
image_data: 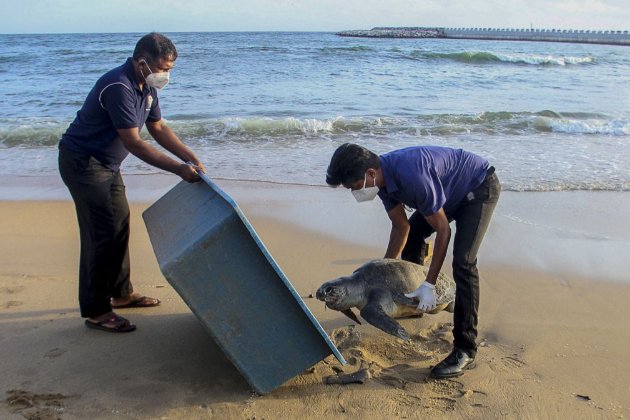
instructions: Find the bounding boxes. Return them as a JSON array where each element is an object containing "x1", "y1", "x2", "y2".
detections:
[{"x1": 430, "y1": 348, "x2": 476, "y2": 379}]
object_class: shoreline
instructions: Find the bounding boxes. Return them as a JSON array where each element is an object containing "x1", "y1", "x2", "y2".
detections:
[{"x1": 3, "y1": 173, "x2": 626, "y2": 283}]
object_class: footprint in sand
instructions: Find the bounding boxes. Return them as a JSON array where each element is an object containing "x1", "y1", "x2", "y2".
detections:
[
  {"x1": 429, "y1": 378, "x2": 465, "y2": 396},
  {"x1": 426, "y1": 396, "x2": 457, "y2": 411},
  {"x1": 5, "y1": 389, "x2": 69, "y2": 419},
  {"x1": 2, "y1": 300, "x2": 23, "y2": 309},
  {"x1": 425, "y1": 379, "x2": 472, "y2": 412},
  {"x1": 501, "y1": 355, "x2": 527, "y2": 369},
  {"x1": 0, "y1": 285, "x2": 26, "y2": 294},
  {"x1": 393, "y1": 393, "x2": 423, "y2": 406},
  {"x1": 377, "y1": 362, "x2": 434, "y2": 389},
  {"x1": 395, "y1": 383, "x2": 461, "y2": 412},
  {"x1": 330, "y1": 325, "x2": 362, "y2": 351},
  {"x1": 44, "y1": 348, "x2": 67, "y2": 358},
  {"x1": 411, "y1": 322, "x2": 453, "y2": 355},
  {"x1": 376, "y1": 371, "x2": 408, "y2": 389}
]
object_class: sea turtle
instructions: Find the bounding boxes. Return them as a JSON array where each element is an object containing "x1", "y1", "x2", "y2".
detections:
[{"x1": 316, "y1": 259, "x2": 456, "y2": 341}]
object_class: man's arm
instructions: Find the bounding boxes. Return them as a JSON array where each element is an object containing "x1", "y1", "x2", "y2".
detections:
[
  {"x1": 384, "y1": 203, "x2": 410, "y2": 259},
  {"x1": 422, "y1": 208, "x2": 451, "y2": 285},
  {"x1": 146, "y1": 119, "x2": 206, "y2": 172},
  {"x1": 116, "y1": 127, "x2": 199, "y2": 182}
]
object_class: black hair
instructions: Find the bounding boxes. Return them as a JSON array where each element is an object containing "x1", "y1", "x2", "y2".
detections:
[
  {"x1": 133, "y1": 32, "x2": 178, "y2": 64},
  {"x1": 326, "y1": 143, "x2": 380, "y2": 187}
]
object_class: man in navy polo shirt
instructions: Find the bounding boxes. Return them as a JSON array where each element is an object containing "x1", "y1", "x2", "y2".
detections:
[
  {"x1": 59, "y1": 33, "x2": 205, "y2": 333},
  {"x1": 326, "y1": 143, "x2": 500, "y2": 378}
]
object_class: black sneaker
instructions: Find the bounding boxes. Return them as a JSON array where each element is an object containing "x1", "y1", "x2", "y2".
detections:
[{"x1": 430, "y1": 348, "x2": 476, "y2": 379}]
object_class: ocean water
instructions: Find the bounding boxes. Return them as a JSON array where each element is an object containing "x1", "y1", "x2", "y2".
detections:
[{"x1": 1, "y1": 31, "x2": 629, "y2": 191}]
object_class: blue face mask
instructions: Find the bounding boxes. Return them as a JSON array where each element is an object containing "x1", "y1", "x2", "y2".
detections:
[{"x1": 352, "y1": 172, "x2": 379, "y2": 202}]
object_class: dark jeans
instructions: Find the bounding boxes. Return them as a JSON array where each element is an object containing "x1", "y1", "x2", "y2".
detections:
[
  {"x1": 401, "y1": 169, "x2": 501, "y2": 357},
  {"x1": 58, "y1": 145, "x2": 133, "y2": 318}
]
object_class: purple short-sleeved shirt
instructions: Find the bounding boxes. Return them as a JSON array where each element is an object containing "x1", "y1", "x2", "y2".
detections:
[
  {"x1": 59, "y1": 58, "x2": 161, "y2": 171},
  {"x1": 377, "y1": 146, "x2": 489, "y2": 216}
]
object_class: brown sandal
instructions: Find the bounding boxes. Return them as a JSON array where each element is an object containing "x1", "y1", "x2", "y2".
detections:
[
  {"x1": 111, "y1": 296, "x2": 161, "y2": 309},
  {"x1": 85, "y1": 314, "x2": 136, "y2": 333}
]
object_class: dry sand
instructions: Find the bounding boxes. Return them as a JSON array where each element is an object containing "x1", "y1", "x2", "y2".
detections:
[{"x1": 1, "y1": 177, "x2": 629, "y2": 419}]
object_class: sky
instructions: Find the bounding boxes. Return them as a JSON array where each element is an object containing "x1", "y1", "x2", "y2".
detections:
[{"x1": 0, "y1": 0, "x2": 629, "y2": 34}]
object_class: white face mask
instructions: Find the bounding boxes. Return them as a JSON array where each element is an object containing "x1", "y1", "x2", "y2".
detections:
[
  {"x1": 141, "y1": 60, "x2": 170, "y2": 89},
  {"x1": 352, "y1": 172, "x2": 379, "y2": 202}
]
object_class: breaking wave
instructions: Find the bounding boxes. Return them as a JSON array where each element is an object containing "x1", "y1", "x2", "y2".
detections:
[
  {"x1": 420, "y1": 51, "x2": 595, "y2": 66},
  {"x1": 1, "y1": 111, "x2": 628, "y2": 148}
]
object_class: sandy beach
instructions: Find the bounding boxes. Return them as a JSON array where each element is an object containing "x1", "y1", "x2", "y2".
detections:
[{"x1": 1, "y1": 175, "x2": 629, "y2": 419}]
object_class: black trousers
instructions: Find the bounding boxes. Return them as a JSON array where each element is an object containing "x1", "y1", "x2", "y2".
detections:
[
  {"x1": 401, "y1": 169, "x2": 501, "y2": 357},
  {"x1": 58, "y1": 145, "x2": 133, "y2": 318}
]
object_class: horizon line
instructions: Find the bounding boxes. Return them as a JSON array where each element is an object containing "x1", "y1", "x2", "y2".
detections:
[{"x1": 2, "y1": 26, "x2": 629, "y2": 36}]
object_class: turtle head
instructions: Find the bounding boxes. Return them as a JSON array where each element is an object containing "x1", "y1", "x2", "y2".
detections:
[{"x1": 316, "y1": 277, "x2": 354, "y2": 310}]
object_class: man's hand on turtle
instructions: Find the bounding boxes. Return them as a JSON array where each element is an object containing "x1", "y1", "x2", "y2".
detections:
[{"x1": 405, "y1": 282, "x2": 437, "y2": 311}]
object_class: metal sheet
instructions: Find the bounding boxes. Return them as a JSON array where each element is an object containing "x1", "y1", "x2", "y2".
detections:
[{"x1": 142, "y1": 173, "x2": 345, "y2": 394}]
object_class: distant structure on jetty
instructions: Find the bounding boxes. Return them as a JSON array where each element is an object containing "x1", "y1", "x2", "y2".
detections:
[{"x1": 336, "y1": 27, "x2": 630, "y2": 46}]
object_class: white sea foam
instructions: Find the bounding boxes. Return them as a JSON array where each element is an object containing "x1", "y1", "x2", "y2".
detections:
[
  {"x1": 493, "y1": 52, "x2": 594, "y2": 66},
  {"x1": 3, "y1": 111, "x2": 628, "y2": 148},
  {"x1": 426, "y1": 50, "x2": 595, "y2": 66},
  {"x1": 537, "y1": 116, "x2": 630, "y2": 135},
  {"x1": 222, "y1": 116, "x2": 340, "y2": 135}
]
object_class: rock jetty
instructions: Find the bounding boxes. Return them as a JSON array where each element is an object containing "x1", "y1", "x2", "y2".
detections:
[
  {"x1": 336, "y1": 27, "x2": 630, "y2": 46},
  {"x1": 337, "y1": 27, "x2": 443, "y2": 38}
]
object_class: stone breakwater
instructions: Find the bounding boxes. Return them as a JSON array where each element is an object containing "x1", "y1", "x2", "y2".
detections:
[
  {"x1": 337, "y1": 27, "x2": 630, "y2": 46},
  {"x1": 337, "y1": 27, "x2": 444, "y2": 38}
]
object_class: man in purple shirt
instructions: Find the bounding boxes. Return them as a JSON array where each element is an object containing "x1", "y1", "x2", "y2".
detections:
[
  {"x1": 326, "y1": 143, "x2": 500, "y2": 378},
  {"x1": 59, "y1": 33, "x2": 205, "y2": 333}
]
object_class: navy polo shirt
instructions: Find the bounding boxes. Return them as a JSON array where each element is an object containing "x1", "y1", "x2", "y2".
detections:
[
  {"x1": 60, "y1": 57, "x2": 162, "y2": 170},
  {"x1": 377, "y1": 146, "x2": 489, "y2": 216}
]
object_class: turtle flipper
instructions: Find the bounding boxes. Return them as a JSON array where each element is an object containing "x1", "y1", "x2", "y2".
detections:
[
  {"x1": 392, "y1": 292, "x2": 419, "y2": 308},
  {"x1": 360, "y1": 290, "x2": 410, "y2": 341},
  {"x1": 445, "y1": 300, "x2": 455, "y2": 313},
  {"x1": 341, "y1": 308, "x2": 362, "y2": 325}
]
